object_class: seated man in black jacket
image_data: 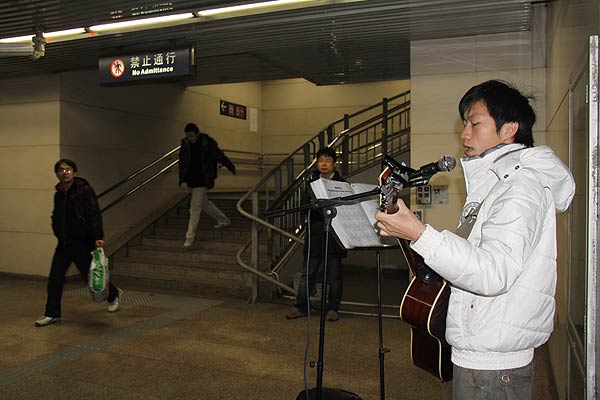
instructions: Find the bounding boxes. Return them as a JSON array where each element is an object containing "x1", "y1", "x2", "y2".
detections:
[
  {"x1": 35, "y1": 159, "x2": 121, "y2": 327},
  {"x1": 178, "y1": 123, "x2": 237, "y2": 248},
  {"x1": 286, "y1": 148, "x2": 347, "y2": 322}
]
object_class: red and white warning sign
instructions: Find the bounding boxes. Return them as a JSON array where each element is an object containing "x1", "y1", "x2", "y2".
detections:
[{"x1": 109, "y1": 59, "x2": 126, "y2": 78}]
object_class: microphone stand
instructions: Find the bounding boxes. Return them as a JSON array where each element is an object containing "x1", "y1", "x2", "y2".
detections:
[
  {"x1": 376, "y1": 250, "x2": 390, "y2": 400},
  {"x1": 265, "y1": 189, "x2": 379, "y2": 400}
]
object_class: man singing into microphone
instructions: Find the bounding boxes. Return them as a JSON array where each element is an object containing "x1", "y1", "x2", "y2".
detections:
[{"x1": 376, "y1": 80, "x2": 575, "y2": 399}]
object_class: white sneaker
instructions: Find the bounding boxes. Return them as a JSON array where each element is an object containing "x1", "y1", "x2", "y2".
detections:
[
  {"x1": 213, "y1": 220, "x2": 231, "y2": 229},
  {"x1": 184, "y1": 238, "x2": 193, "y2": 248},
  {"x1": 34, "y1": 316, "x2": 60, "y2": 327},
  {"x1": 107, "y1": 289, "x2": 123, "y2": 312}
]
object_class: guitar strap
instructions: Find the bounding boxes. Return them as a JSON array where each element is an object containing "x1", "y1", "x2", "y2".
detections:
[{"x1": 454, "y1": 201, "x2": 482, "y2": 239}]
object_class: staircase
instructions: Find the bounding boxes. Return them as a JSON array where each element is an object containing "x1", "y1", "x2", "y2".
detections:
[
  {"x1": 110, "y1": 193, "x2": 265, "y2": 299},
  {"x1": 237, "y1": 91, "x2": 411, "y2": 298},
  {"x1": 103, "y1": 91, "x2": 411, "y2": 303}
]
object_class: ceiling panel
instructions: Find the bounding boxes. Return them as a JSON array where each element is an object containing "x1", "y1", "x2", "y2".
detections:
[{"x1": 0, "y1": 0, "x2": 534, "y2": 85}]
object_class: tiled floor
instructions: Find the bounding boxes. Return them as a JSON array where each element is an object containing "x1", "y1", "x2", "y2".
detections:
[{"x1": 1, "y1": 277, "x2": 556, "y2": 399}]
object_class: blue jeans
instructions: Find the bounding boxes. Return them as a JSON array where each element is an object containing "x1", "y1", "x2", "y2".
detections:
[
  {"x1": 295, "y1": 254, "x2": 343, "y2": 312},
  {"x1": 452, "y1": 361, "x2": 534, "y2": 400}
]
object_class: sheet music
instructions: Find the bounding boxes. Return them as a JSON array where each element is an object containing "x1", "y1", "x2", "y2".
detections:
[{"x1": 310, "y1": 179, "x2": 390, "y2": 249}]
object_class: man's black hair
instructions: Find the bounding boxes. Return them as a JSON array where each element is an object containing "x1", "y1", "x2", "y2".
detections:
[
  {"x1": 459, "y1": 80, "x2": 536, "y2": 147},
  {"x1": 316, "y1": 147, "x2": 337, "y2": 162},
  {"x1": 54, "y1": 159, "x2": 78, "y2": 173},
  {"x1": 184, "y1": 122, "x2": 200, "y2": 134}
]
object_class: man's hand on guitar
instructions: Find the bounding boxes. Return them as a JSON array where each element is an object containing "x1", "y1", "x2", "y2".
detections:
[{"x1": 375, "y1": 198, "x2": 426, "y2": 242}]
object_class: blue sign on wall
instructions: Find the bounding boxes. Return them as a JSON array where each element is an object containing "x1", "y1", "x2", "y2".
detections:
[{"x1": 99, "y1": 47, "x2": 191, "y2": 84}]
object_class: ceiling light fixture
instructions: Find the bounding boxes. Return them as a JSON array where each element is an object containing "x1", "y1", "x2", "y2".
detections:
[
  {"x1": 43, "y1": 28, "x2": 88, "y2": 43},
  {"x1": 0, "y1": 35, "x2": 34, "y2": 44},
  {"x1": 45, "y1": 28, "x2": 87, "y2": 38},
  {"x1": 197, "y1": 0, "x2": 317, "y2": 17},
  {"x1": 89, "y1": 12, "x2": 195, "y2": 33},
  {"x1": 0, "y1": 0, "x2": 353, "y2": 46}
]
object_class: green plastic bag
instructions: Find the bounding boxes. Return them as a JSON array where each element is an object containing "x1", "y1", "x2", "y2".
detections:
[{"x1": 89, "y1": 248, "x2": 110, "y2": 303}]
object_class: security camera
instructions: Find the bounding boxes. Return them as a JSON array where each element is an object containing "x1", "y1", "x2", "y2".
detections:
[
  {"x1": 31, "y1": 34, "x2": 46, "y2": 60},
  {"x1": 0, "y1": 33, "x2": 46, "y2": 60}
]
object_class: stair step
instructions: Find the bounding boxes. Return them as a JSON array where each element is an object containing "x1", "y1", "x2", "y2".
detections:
[
  {"x1": 142, "y1": 238, "x2": 240, "y2": 251},
  {"x1": 172, "y1": 201, "x2": 244, "y2": 213},
  {"x1": 154, "y1": 226, "x2": 253, "y2": 241},
  {"x1": 110, "y1": 259, "x2": 251, "y2": 298},
  {"x1": 165, "y1": 215, "x2": 252, "y2": 228},
  {"x1": 126, "y1": 246, "x2": 239, "y2": 265},
  {"x1": 112, "y1": 257, "x2": 247, "y2": 277},
  {"x1": 142, "y1": 236, "x2": 268, "y2": 252},
  {"x1": 111, "y1": 256, "x2": 245, "y2": 272},
  {"x1": 110, "y1": 191, "x2": 269, "y2": 299},
  {"x1": 170, "y1": 208, "x2": 244, "y2": 218}
]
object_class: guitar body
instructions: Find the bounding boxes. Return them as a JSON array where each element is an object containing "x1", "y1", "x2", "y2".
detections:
[{"x1": 398, "y1": 239, "x2": 453, "y2": 382}]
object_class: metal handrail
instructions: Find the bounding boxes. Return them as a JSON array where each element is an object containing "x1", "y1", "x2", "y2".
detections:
[
  {"x1": 236, "y1": 91, "x2": 411, "y2": 298},
  {"x1": 268, "y1": 100, "x2": 411, "y2": 211},
  {"x1": 98, "y1": 146, "x2": 267, "y2": 213},
  {"x1": 101, "y1": 160, "x2": 179, "y2": 213},
  {"x1": 266, "y1": 105, "x2": 411, "y2": 280},
  {"x1": 98, "y1": 146, "x2": 181, "y2": 198}
]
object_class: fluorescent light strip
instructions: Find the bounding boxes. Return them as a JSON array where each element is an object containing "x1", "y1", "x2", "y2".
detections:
[
  {"x1": 197, "y1": 0, "x2": 316, "y2": 16},
  {"x1": 90, "y1": 12, "x2": 194, "y2": 32},
  {"x1": 0, "y1": 1, "x2": 334, "y2": 44},
  {"x1": 0, "y1": 28, "x2": 87, "y2": 44},
  {"x1": 45, "y1": 28, "x2": 86, "y2": 38},
  {"x1": 0, "y1": 35, "x2": 33, "y2": 44}
]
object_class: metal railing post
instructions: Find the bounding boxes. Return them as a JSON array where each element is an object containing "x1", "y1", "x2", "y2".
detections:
[
  {"x1": 381, "y1": 97, "x2": 389, "y2": 156},
  {"x1": 286, "y1": 158, "x2": 295, "y2": 187},
  {"x1": 341, "y1": 135, "x2": 349, "y2": 176},
  {"x1": 258, "y1": 153, "x2": 265, "y2": 177},
  {"x1": 251, "y1": 191, "x2": 260, "y2": 303},
  {"x1": 327, "y1": 125, "x2": 334, "y2": 143},
  {"x1": 274, "y1": 169, "x2": 282, "y2": 197},
  {"x1": 318, "y1": 131, "x2": 325, "y2": 150},
  {"x1": 303, "y1": 143, "x2": 312, "y2": 168}
]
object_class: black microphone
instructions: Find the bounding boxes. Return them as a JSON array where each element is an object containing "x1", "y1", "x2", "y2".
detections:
[{"x1": 408, "y1": 155, "x2": 456, "y2": 180}]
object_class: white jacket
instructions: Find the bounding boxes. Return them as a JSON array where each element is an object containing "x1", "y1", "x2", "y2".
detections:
[{"x1": 411, "y1": 143, "x2": 575, "y2": 370}]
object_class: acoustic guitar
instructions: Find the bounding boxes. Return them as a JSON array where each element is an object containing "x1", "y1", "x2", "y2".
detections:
[{"x1": 378, "y1": 158, "x2": 453, "y2": 382}]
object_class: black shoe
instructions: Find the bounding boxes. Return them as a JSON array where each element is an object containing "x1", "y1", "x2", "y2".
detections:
[
  {"x1": 285, "y1": 308, "x2": 307, "y2": 320},
  {"x1": 326, "y1": 310, "x2": 340, "y2": 322}
]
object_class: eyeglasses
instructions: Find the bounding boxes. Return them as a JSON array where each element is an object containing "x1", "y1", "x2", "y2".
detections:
[
  {"x1": 317, "y1": 157, "x2": 334, "y2": 163},
  {"x1": 57, "y1": 168, "x2": 73, "y2": 174}
]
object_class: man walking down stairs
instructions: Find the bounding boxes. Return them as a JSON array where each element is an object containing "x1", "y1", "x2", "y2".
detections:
[{"x1": 178, "y1": 122, "x2": 237, "y2": 248}]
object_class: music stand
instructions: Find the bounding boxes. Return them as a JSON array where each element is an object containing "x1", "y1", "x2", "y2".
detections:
[{"x1": 266, "y1": 190, "x2": 378, "y2": 400}]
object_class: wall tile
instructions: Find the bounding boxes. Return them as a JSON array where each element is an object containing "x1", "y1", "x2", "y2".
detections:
[
  {"x1": 0, "y1": 146, "x2": 59, "y2": 189},
  {"x1": 0, "y1": 189, "x2": 53, "y2": 233},
  {"x1": 0, "y1": 232, "x2": 56, "y2": 276}
]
